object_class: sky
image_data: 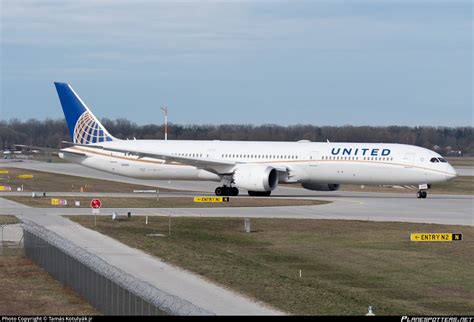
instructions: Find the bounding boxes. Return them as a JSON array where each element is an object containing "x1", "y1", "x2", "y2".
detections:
[{"x1": 0, "y1": 0, "x2": 472, "y2": 126}]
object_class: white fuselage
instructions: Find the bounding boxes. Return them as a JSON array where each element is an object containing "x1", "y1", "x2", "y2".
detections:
[{"x1": 59, "y1": 140, "x2": 457, "y2": 187}]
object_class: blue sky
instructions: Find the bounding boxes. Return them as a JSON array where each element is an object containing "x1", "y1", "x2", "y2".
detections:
[{"x1": 1, "y1": 0, "x2": 472, "y2": 126}]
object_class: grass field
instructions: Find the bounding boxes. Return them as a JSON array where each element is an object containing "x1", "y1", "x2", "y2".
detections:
[
  {"x1": 0, "y1": 167, "x2": 167, "y2": 192},
  {"x1": 429, "y1": 176, "x2": 473, "y2": 194},
  {"x1": 281, "y1": 175, "x2": 473, "y2": 195},
  {"x1": 5, "y1": 196, "x2": 330, "y2": 208},
  {"x1": 0, "y1": 215, "x2": 96, "y2": 315},
  {"x1": 447, "y1": 157, "x2": 474, "y2": 167},
  {"x1": 339, "y1": 176, "x2": 473, "y2": 195},
  {"x1": 0, "y1": 215, "x2": 20, "y2": 225},
  {"x1": 69, "y1": 216, "x2": 474, "y2": 315},
  {"x1": 0, "y1": 254, "x2": 98, "y2": 315}
]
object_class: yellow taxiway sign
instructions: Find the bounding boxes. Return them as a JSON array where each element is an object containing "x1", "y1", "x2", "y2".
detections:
[{"x1": 410, "y1": 233, "x2": 463, "y2": 242}]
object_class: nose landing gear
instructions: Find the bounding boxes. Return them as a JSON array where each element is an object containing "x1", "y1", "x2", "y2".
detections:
[
  {"x1": 416, "y1": 190, "x2": 427, "y2": 199},
  {"x1": 416, "y1": 184, "x2": 430, "y2": 199}
]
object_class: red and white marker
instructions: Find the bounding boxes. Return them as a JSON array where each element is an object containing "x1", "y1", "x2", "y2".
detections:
[{"x1": 90, "y1": 199, "x2": 102, "y2": 209}]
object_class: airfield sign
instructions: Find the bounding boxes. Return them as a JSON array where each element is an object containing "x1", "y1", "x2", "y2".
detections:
[{"x1": 91, "y1": 199, "x2": 102, "y2": 209}]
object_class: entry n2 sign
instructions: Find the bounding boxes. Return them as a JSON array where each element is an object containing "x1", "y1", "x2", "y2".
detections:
[{"x1": 91, "y1": 199, "x2": 102, "y2": 209}]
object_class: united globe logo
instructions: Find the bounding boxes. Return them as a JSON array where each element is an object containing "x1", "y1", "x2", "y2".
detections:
[{"x1": 73, "y1": 111, "x2": 110, "y2": 144}]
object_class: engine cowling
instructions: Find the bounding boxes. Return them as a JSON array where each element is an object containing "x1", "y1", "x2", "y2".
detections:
[
  {"x1": 233, "y1": 165, "x2": 278, "y2": 192},
  {"x1": 301, "y1": 182, "x2": 340, "y2": 191}
]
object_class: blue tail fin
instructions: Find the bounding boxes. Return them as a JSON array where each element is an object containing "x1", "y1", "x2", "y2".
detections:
[{"x1": 54, "y1": 82, "x2": 115, "y2": 144}]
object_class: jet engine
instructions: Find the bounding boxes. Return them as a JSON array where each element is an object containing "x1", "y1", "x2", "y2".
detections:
[
  {"x1": 301, "y1": 182, "x2": 340, "y2": 191},
  {"x1": 233, "y1": 164, "x2": 278, "y2": 192}
]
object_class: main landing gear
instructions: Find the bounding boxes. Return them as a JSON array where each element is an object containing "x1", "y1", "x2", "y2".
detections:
[{"x1": 215, "y1": 186, "x2": 239, "y2": 196}]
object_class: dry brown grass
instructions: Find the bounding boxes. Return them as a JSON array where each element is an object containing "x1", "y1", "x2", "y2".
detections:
[
  {"x1": 0, "y1": 254, "x2": 98, "y2": 315},
  {"x1": 341, "y1": 176, "x2": 473, "y2": 195},
  {"x1": 0, "y1": 167, "x2": 171, "y2": 193},
  {"x1": 0, "y1": 215, "x2": 20, "y2": 225},
  {"x1": 447, "y1": 157, "x2": 474, "y2": 167}
]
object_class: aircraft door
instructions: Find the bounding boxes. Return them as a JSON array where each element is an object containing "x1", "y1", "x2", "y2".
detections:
[
  {"x1": 206, "y1": 149, "x2": 215, "y2": 158},
  {"x1": 309, "y1": 151, "x2": 320, "y2": 167},
  {"x1": 309, "y1": 151, "x2": 320, "y2": 161}
]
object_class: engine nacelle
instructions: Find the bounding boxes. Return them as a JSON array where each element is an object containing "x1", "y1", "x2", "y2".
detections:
[
  {"x1": 301, "y1": 182, "x2": 340, "y2": 191},
  {"x1": 233, "y1": 165, "x2": 278, "y2": 192}
]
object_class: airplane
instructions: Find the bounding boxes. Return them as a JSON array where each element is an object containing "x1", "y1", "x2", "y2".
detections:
[{"x1": 53, "y1": 82, "x2": 457, "y2": 199}]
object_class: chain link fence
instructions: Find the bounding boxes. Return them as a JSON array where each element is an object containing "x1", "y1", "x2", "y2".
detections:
[{"x1": 22, "y1": 220, "x2": 212, "y2": 316}]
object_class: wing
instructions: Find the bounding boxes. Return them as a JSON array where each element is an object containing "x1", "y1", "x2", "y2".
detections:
[{"x1": 62, "y1": 142, "x2": 237, "y2": 175}]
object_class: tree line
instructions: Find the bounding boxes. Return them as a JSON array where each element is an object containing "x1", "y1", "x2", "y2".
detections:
[{"x1": 1, "y1": 118, "x2": 472, "y2": 156}]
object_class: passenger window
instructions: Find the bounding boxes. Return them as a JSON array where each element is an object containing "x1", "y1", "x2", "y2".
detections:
[{"x1": 430, "y1": 157, "x2": 439, "y2": 163}]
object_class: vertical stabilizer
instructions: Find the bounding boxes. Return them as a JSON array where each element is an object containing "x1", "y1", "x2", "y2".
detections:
[{"x1": 54, "y1": 82, "x2": 115, "y2": 144}]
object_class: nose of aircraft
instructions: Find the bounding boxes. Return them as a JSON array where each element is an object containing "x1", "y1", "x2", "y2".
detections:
[{"x1": 445, "y1": 163, "x2": 457, "y2": 180}]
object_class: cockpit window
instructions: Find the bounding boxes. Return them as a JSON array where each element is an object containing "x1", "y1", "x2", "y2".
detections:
[
  {"x1": 438, "y1": 158, "x2": 448, "y2": 163},
  {"x1": 430, "y1": 157, "x2": 439, "y2": 163}
]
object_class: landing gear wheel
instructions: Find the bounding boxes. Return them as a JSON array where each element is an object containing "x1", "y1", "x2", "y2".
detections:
[
  {"x1": 417, "y1": 191, "x2": 427, "y2": 199},
  {"x1": 215, "y1": 186, "x2": 238, "y2": 196}
]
